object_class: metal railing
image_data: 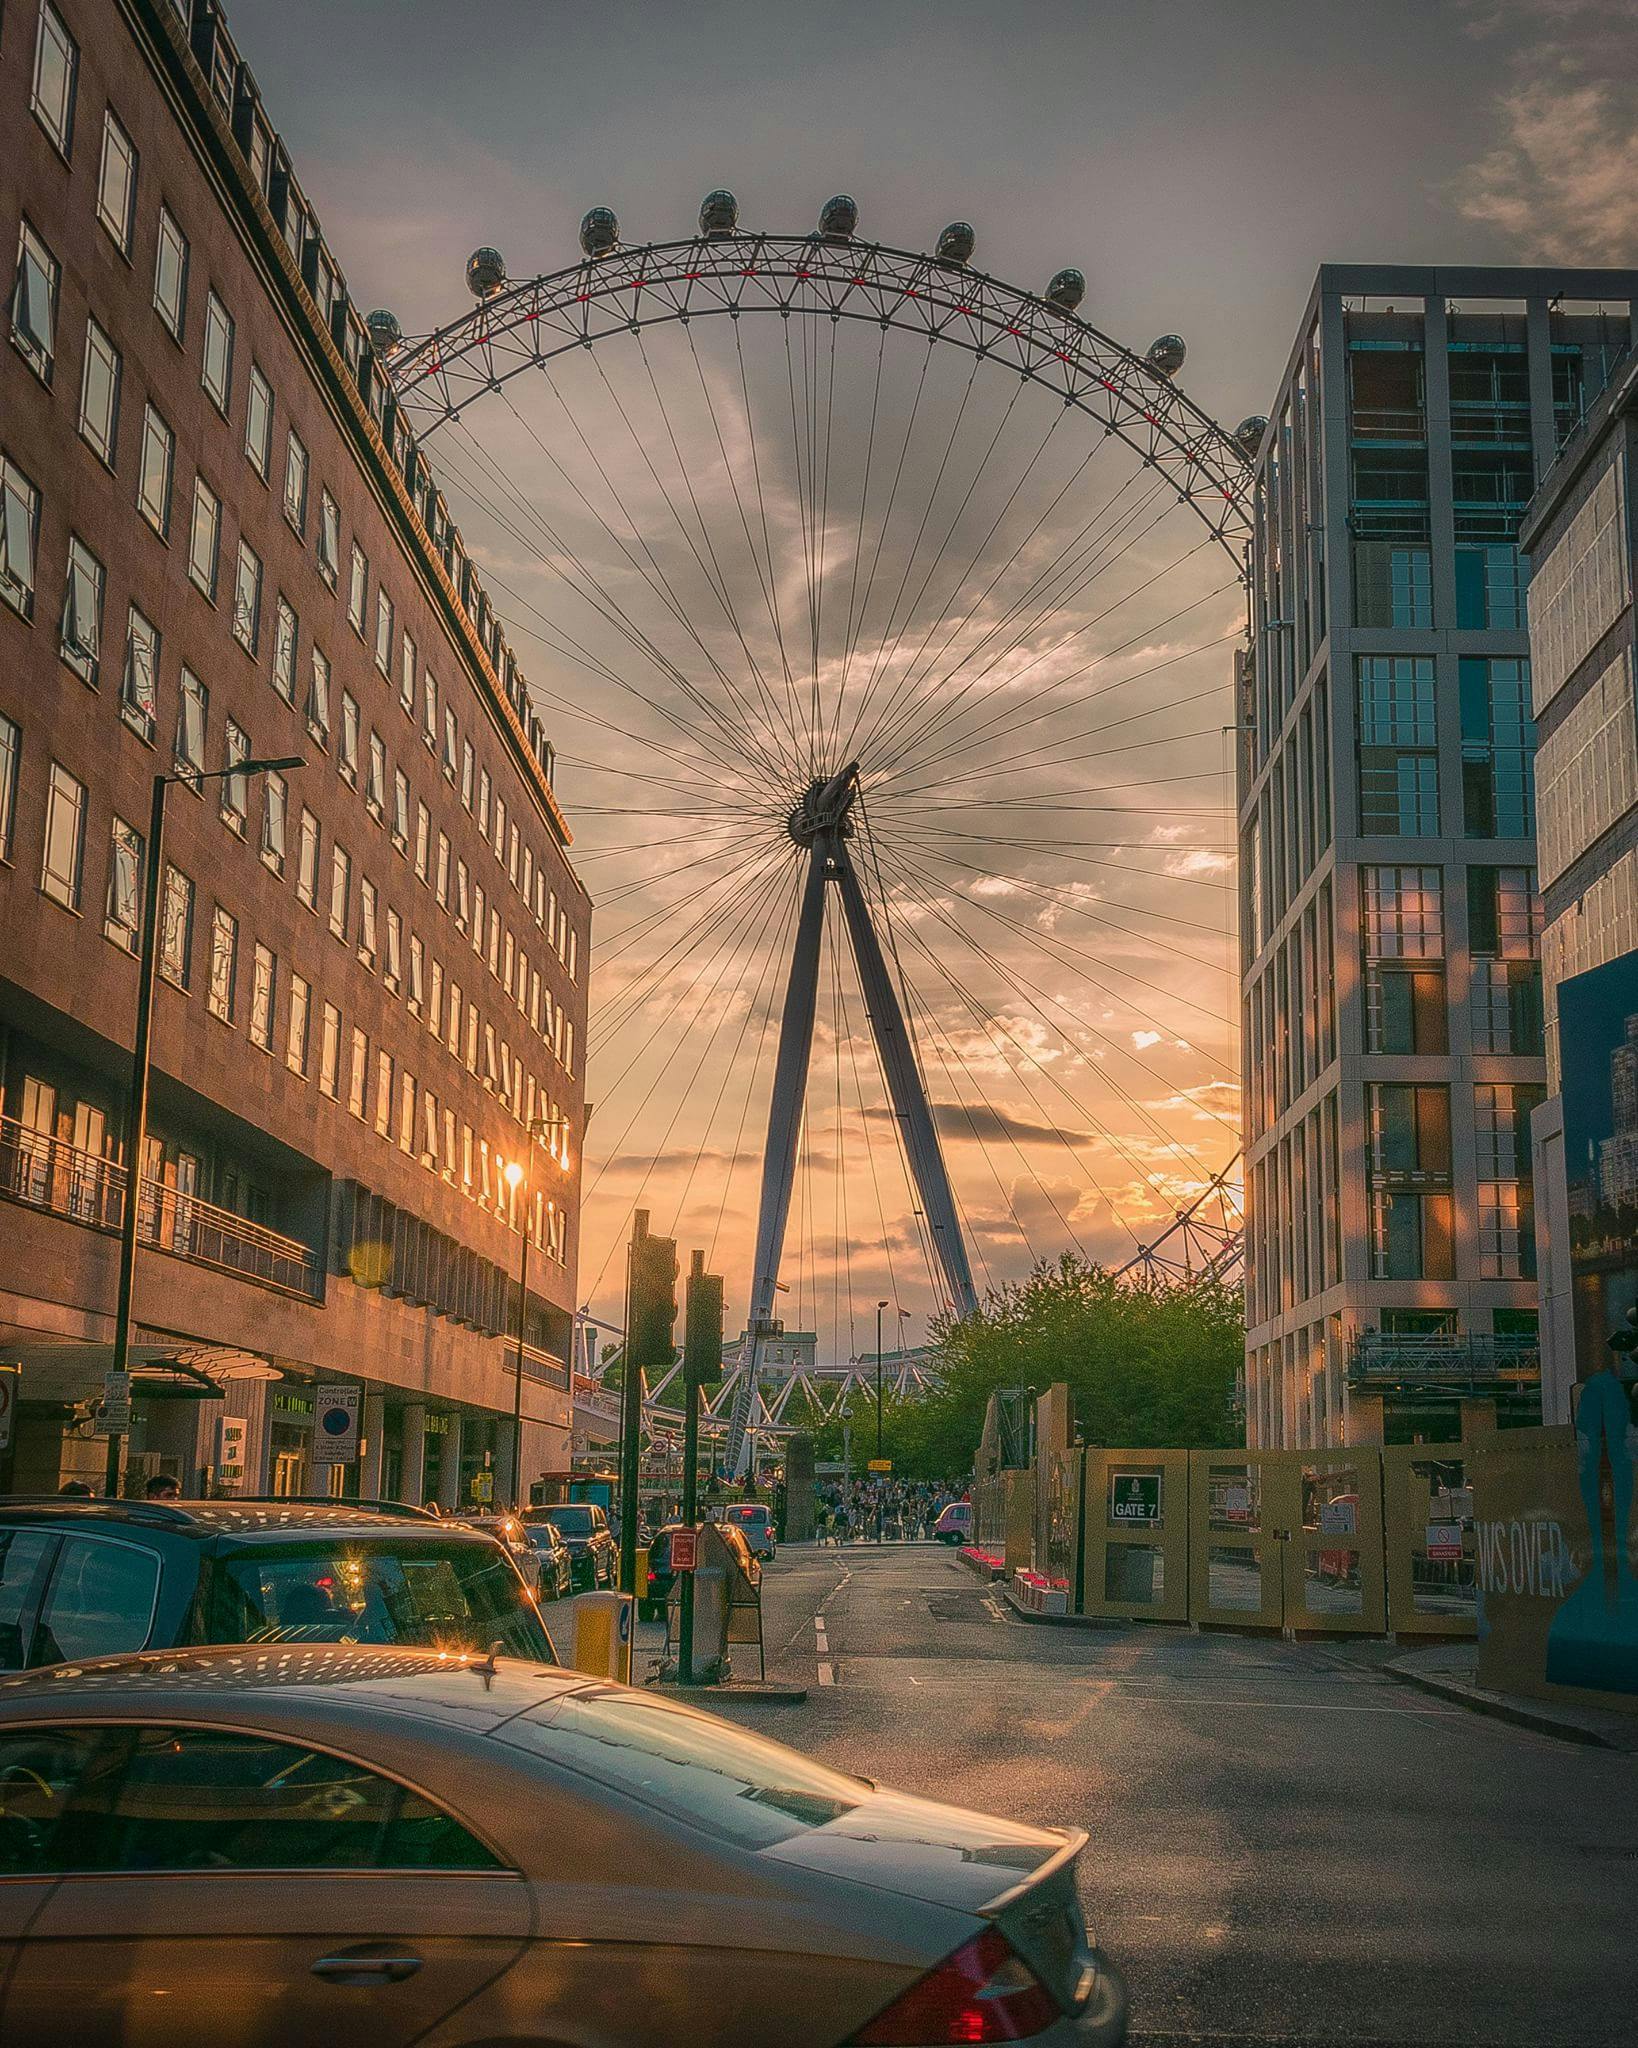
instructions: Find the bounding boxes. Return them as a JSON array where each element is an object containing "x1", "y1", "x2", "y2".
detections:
[
  {"x1": 0, "y1": 1115, "x2": 321, "y2": 1300},
  {"x1": 1348, "y1": 1330, "x2": 1540, "y2": 1386}
]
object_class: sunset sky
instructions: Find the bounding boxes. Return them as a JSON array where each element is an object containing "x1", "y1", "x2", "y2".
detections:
[{"x1": 228, "y1": 0, "x2": 1636, "y2": 1359}]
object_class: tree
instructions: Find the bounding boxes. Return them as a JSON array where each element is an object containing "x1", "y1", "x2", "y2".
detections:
[{"x1": 897, "y1": 1256, "x2": 1242, "y2": 1477}]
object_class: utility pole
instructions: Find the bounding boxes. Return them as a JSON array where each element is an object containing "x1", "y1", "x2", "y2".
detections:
[
  {"x1": 875, "y1": 1299, "x2": 888, "y2": 1544},
  {"x1": 680, "y1": 1248, "x2": 723, "y2": 1684},
  {"x1": 621, "y1": 1211, "x2": 677, "y2": 1597},
  {"x1": 107, "y1": 758, "x2": 302, "y2": 1495}
]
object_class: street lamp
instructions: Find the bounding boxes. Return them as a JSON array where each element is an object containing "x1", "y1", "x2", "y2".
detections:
[
  {"x1": 104, "y1": 756, "x2": 305, "y2": 1496},
  {"x1": 502, "y1": 1111, "x2": 566, "y2": 1512},
  {"x1": 875, "y1": 1299, "x2": 888, "y2": 1545},
  {"x1": 504, "y1": 1158, "x2": 528, "y2": 1511}
]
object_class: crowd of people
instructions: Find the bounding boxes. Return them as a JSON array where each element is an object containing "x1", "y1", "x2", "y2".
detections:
[{"x1": 815, "y1": 1475, "x2": 964, "y2": 1544}]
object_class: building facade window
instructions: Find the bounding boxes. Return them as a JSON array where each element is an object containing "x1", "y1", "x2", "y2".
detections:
[
  {"x1": 1459, "y1": 657, "x2": 1535, "y2": 840},
  {"x1": 208, "y1": 905, "x2": 238, "y2": 1023},
  {"x1": 329, "y1": 843, "x2": 351, "y2": 939},
  {"x1": 245, "y1": 365, "x2": 274, "y2": 479},
  {"x1": 153, "y1": 206, "x2": 188, "y2": 339},
  {"x1": 306, "y1": 646, "x2": 331, "y2": 747},
  {"x1": 286, "y1": 973, "x2": 311, "y2": 1076},
  {"x1": 283, "y1": 429, "x2": 308, "y2": 534},
  {"x1": 121, "y1": 606, "x2": 159, "y2": 740},
  {"x1": 249, "y1": 944, "x2": 276, "y2": 1050},
  {"x1": 95, "y1": 109, "x2": 138, "y2": 255},
  {"x1": 59, "y1": 538, "x2": 104, "y2": 687},
  {"x1": 347, "y1": 1027, "x2": 369, "y2": 1116},
  {"x1": 347, "y1": 542, "x2": 368, "y2": 634},
  {"x1": 175, "y1": 668, "x2": 207, "y2": 788},
  {"x1": 296, "y1": 807, "x2": 320, "y2": 909},
  {"x1": 317, "y1": 489, "x2": 339, "y2": 586},
  {"x1": 160, "y1": 865, "x2": 193, "y2": 988},
  {"x1": 11, "y1": 219, "x2": 60, "y2": 384},
  {"x1": 1368, "y1": 1082, "x2": 1453, "y2": 1279},
  {"x1": 137, "y1": 405, "x2": 174, "y2": 535},
  {"x1": 272, "y1": 596, "x2": 298, "y2": 703},
  {"x1": 1469, "y1": 865, "x2": 1543, "y2": 1055},
  {"x1": 0, "y1": 716, "x2": 17, "y2": 861},
  {"x1": 30, "y1": 3, "x2": 78, "y2": 159},
  {"x1": 76, "y1": 317, "x2": 121, "y2": 466},
  {"x1": 201, "y1": 289, "x2": 234, "y2": 412},
  {"x1": 104, "y1": 816, "x2": 142, "y2": 952},
  {"x1": 41, "y1": 763, "x2": 86, "y2": 910},
  {"x1": 339, "y1": 691, "x2": 359, "y2": 786},
  {"x1": 0, "y1": 456, "x2": 41, "y2": 618},
  {"x1": 260, "y1": 770, "x2": 287, "y2": 875},
  {"x1": 1357, "y1": 655, "x2": 1438, "y2": 836},
  {"x1": 374, "y1": 588, "x2": 393, "y2": 673},
  {"x1": 318, "y1": 1001, "x2": 341, "y2": 1098},
  {"x1": 1475, "y1": 1082, "x2": 1544, "y2": 1280},
  {"x1": 366, "y1": 731, "x2": 386, "y2": 820},
  {"x1": 220, "y1": 721, "x2": 250, "y2": 832},
  {"x1": 187, "y1": 478, "x2": 220, "y2": 599},
  {"x1": 231, "y1": 539, "x2": 262, "y2": 654}
]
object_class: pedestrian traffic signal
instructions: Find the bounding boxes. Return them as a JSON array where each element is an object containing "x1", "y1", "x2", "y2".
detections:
[
  {"x1": 684, "y1": 1248, "x2": 724, "y2": 1389},
  {"x1": 626, "y1": 1210, "x2": 679, "y2": 1373}
]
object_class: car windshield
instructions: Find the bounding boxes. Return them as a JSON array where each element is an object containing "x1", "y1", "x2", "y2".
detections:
[
  {"x1": 501, "y1": 1689, "x2": 868, "y2": 1850},
  {"x1": 545, "y1": 1507, "x2": 595, "y2": 1536},
  {"x1": 526, "y1": 1527, "x2": 561, "y2": 1551},
  {"x1": 208, "y1": 1541, "x2": 555, "y2": 1661}
]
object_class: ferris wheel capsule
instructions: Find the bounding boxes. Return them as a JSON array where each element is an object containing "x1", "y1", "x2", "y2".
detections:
[
  {"x1": 579, "y1": 207, "x2": 620, "y2": 259},
  {"x1": 1044, "y1": 267, "x2": 1086, "y2": 314},
  {"x1": 365, "y1": 307, "x2": 403, "y2": 355},
  {"x1": 698, "y1": 189, "x2": 739, "y2": 238},
  {"x1": 465, "y1": 248, "x2": 507, "y2": 299},
  {"x1": 817, "y1": 194, "x2": 858, "y2": 241},
  {"x1": 1147, "y1": 334, "x2": 1186, "y2": 376},
  {"x1": 935, "y1": 221, "x2": 976, "y2": 267},
  {"x1": 1234, "y1": 414, "x2": 1269, "y2": 459}
]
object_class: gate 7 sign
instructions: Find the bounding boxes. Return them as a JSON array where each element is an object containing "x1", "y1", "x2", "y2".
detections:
[{"x1": 1109, "y1": 1471, "x2": 1162, "y2": 1526}]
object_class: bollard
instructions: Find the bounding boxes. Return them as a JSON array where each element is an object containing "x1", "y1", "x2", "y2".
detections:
[{"x1": 568, "y1": 1590, "x2": 634, "y2": 1683}]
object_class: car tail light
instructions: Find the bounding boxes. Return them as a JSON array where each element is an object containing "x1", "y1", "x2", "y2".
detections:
[{"x1": 850, "y1": 1927, "x2": 1062, "y2": 2044}]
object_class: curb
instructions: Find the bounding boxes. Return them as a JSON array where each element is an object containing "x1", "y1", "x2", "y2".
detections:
[
  {"x1": 999, "y1": 1583, "x2": 1127, "y2": 1630},
  {"x1": 646, "y1": 1681, "x2": 809, "y2": 1704},
  {"x1": 1385, "y1": 1657, "x2": 1630, "y2": 1750}
]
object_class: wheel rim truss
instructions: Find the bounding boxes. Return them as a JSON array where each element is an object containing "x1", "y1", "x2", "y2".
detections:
[{"x1": 387, "y1": 235, "x2": 1253, "y2": 561}]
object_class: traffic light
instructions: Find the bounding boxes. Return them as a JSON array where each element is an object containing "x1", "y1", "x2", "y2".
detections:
[
  {"x1": 626, "y1": 1209, "x2": 679, "y2": 1374},
  {"x1": 684, "y1": 1248, "x2": 724, "y2": 1389}
]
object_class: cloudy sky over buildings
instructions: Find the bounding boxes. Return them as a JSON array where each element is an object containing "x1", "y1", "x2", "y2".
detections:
[{"x1": 230, "y1": 0, "x2": 1636, "y2": 1356}]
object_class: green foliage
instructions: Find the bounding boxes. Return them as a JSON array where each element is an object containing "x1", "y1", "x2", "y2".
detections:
[{"x1": 874, "y1": 1257, "x2": 1243, "y2": 1478}]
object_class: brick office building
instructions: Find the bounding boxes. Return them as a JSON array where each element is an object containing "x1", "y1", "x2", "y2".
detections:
[{"x1": 0, "y1": 0, "x2": 589, "y2": 1499}]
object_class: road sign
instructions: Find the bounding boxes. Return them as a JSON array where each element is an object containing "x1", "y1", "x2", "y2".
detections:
[
  {"x1": 1109, "y1": 1471, "x2": 1162, "y2": 1525},
  {"x1": 670, "y1": 1527, "x2": 698, "y2": 1572},
  {"x1": 471, "y1": 1469, "x2": 494, "y2": 1504},
  {"x1": 0, "y1": 1367, "x2": 17, "y2": 1452},
  {"x1": 98, "y1": 1370, "x2": 132, "y2": 1436},
  {"x1": 310, "y1": 1385, "x2": 360, "y2": 1466},
  {"x1": 867, "y1": 1457, "x2": 892, "y2": 1473}
]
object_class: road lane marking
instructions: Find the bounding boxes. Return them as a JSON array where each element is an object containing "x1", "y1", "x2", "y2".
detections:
[{"x1": 818, "y1": 1660, "x2": 835, "y2": 1686}]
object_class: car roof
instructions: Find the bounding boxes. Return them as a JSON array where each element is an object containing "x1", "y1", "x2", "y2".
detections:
[
  {"x1": 0, "y1": 1642, "x2": 586, "y2": 1725},
  {"x1": 0, "y1": 1500, "x2": 496, "y2": 1542}
]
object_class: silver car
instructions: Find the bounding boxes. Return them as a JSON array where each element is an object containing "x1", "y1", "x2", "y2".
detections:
[{"x1": 0, "y1": 1645, "x2": 1127, "y2": 2047}]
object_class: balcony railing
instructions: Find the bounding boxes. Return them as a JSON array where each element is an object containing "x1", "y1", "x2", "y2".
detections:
[
  {"x1": 1348, "y1": 1330, "x2": 1540, "y2": 1388},
  {"x1": 0, "y1": 1115, "x2": 321, "y2": 1301}
]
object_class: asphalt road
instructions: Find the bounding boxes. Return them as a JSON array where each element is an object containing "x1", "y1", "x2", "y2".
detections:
[{"x1": 693, "y1": 1542, "x2": 1638, "y2": 2048}]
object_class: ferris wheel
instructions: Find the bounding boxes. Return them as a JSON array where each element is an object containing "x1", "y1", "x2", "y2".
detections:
[{"x1": 378, "y1": 191, "x2": 1260, "y2": 1454}]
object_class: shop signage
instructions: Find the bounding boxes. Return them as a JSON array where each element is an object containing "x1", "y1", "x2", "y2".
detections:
[
  {"x1": 471, "y1": 1470, "x2": 494, "y2": 1504},
  {"x1": 310, "y1": 1385, "x2": 360, "y2": 1465},
  {"x1": 1109, "y1": 1472, "x2": 1162, "y2": 1526},
  {"x1": 272, "y1": 1389, "x2": 314, "y2": 1419},
  {"x1": 216, "y1": 1416, "x2": 248, "y2": 1486},
  {"x1": 867, "y1": 1458, "x2": 892, "y2": 1473}
]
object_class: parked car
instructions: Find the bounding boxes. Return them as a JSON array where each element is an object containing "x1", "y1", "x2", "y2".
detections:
[
  {"x1": 722, "y1": 1500, "x2": 777, "y2": 1561},
  {"x1": 641, "y1": 1523, "x2": 692, "y2": 1621},
  {"x1": 933, "y1": 1500, "x2": 974, "y2": 1545},
  {"x1": 454, "y1": 1514, "x2": 547, "y2": 1596},
  {"x1": 0, "y1": 1643, "x2": 1128, "y2": 2046},
  {"x1": 0, "y1": 1500, "x2": 557, "y2": 1671},
  {"x1": 525, "y1": 1502, "x2": 617, "y2": 1589},
  {"x1": 521, "y1": 1517, "x2": 575, "y2": 1601}
]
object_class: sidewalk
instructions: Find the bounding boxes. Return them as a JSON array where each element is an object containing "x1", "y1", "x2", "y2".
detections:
[{"x1": 1381, "y1": 1641, "x2": 1638, "y2": 1752}]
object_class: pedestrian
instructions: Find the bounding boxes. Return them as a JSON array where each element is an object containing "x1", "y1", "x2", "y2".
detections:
[
  {"x1": 58, "y1": 1480, "x2": 93, "y2": 1497},
  {"x1": 144, "y1": 1473, "x2": 181, "y2": 1502}
]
